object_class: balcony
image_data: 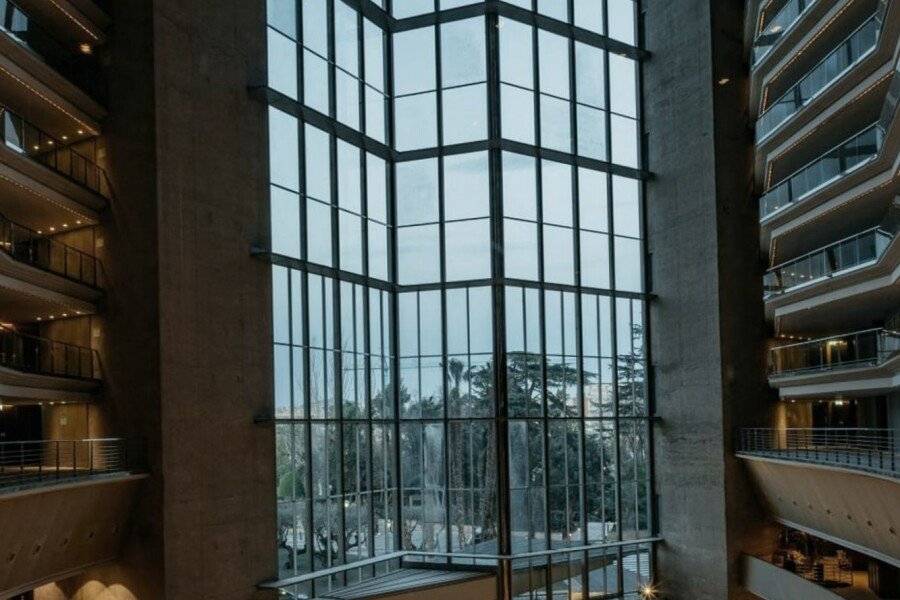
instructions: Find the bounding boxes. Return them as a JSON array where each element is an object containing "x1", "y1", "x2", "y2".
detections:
[
  {"x1": 768, "y1": 329, "x2": 899, "y2": 398},
  {"x1": 739, "y1": 450, "x2": 900, "y2": 565},
  {"x1": 0, "y1": 438, "x2": 132, "y2": 491},
  {"x1": 0, "y1": 213, "x2": 101, "y2": 288},
  {"x1": 757, "y1": 16, "x2": 880, "y2": 142},
  {"x1": 753, "y1": 0, "x2": 820, "y2": 65},
  {"x1": 737, "y1": 428, "x2": 897, "y2": 479},
  {"x1": 0, "y1": 106, "x2": 110, "y2": 199},
  {"x1": 0, "y1": 327, "x2": 99, "y2": 403},
  {"x1": 764, "y1": 227, "x2": 892, "y2": 297},
  {"x1": 0, "y1": 439, "x2": 143, "y2": 599},
  {"x1": 0, "y1": 0, "x2": 103, "y2": 101},
  {"x1": 760, "y1": 124, "x2": 882, "y2": 220},
  {"x1": 769, "y1": 328, "x2": 899, "y2": 376},
  {"x1": 0, "y1": 326, "x2": 98, "y2": 380}
]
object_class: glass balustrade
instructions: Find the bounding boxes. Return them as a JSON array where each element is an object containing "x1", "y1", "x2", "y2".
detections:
[
  {"x1": 764, "y1": 227, "x2": 892, "y2": 296},
  {"x1": 753, "y1": 0, "x2": 818, "y2": 64},
  {"x1": 759, "y1": 124, "x2": 882, "y2": 219},
  {"x1": 769, "y1": 328, "x2": 900, "y2": 375},
  {"x1": 0, "y1": 213, "x2": 101, "y2": 287},
  {"x1": 0, "y1": 107, "x2": 111, "y2": 198},
  {"x1": 0, "y1": 0, "x2": 104, "y2": 100},
  {"x1": 757, "y1": 16, "x2": 879, "y2": 141},
  {"x1": 0, "y1": 326, "x2": 100, "y2": 380}
]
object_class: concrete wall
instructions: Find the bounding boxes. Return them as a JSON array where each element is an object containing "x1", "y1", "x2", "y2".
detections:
[
  {"x1": 744, "y1": 457, "x2": 900, "y2": 566},
  {"x1": 0, "y1": 475, "x2": 145, "y2": 600},
  {"x1": 150, "y1": 0, "x2": 274, "y2": 597},
  {"x1": 643, "y1": 0, "x2": 771, "y2": 597},
  {"x1": 55, "y1": 0, "x2": 277, "y2": 598}
]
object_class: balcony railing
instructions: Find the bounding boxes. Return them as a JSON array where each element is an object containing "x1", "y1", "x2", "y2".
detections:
[
  {"x1": 260, "y1": 538, "x2": 659, "y2": 599},
  {"x1": 0, "y1": 0, "x2": 104, "y2": 100},
  {"x1": 0, "y1": 326, "x2": 100, "y2": 380},
  {"x1": 763, "y1": 226, "x2": 892, "y2": 296},
  {"x1": 757, "y1": 16, "x2": 880, "y2": 141},
  {"x1": 753, "y1": 0, "x2": 818, "y2": 65},
  {"x1": 0, "y1": 106, "x2": 111, "y2": 198},
  {"x1": 759, "y1": 124, "x2": 882, "y2": 219},
  {"x1": 0, "y1": 438, "x2": 132, "y2": 490},
  {"x1": 738, "y1": 428, "x2": 898, "y2": 478},
  {"x1": 0, "y1": 213, "x2": 101, "y2": 287},
  {"x1": 769, "y1": 328, "x2": 900, "y2": 376}
]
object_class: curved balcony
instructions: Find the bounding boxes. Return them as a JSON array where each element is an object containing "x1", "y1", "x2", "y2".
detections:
[
  {"x1": 757, "y1": 15, "x2": 880, "y2": 142},
  {"x1": 763, "y1": 226, "x2": 892, "y2": 297},
  {"x1": 737, "y1": 428, "x2": 897, "y2": 479},
  {"x1": 0, "y1": 438, "x2": 132, "y2": 491},
  {"x1": 0, "y1": 213, "x2": 101, "y2": 288},
  {"x1": 759, "y1": 124, "x2": 882, "y2": 220},
  {"x1": 753, "y1": 0, "x2": 821, "y2": 66},
  {"x1": 0, "y1": 326, "x2": 98, "y2": 382},
  {"x1": 0, "y1": 106, "x2": 110, "y2": 199},
  {"x1": 0, "y1": 0, "x2": 104, "y2": 101},
  {"x1": 770, "y1": 328, "x2": 899, "y2": 376}
]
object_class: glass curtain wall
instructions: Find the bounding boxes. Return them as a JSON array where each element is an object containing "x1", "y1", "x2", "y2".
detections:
[{"x1": 266, "y1": 1, "x2": 652, "y2": 598}]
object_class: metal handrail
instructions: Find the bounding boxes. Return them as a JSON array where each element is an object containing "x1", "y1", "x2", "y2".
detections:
[
  {"x1": 0, "y1": 438, "x2": 134, "y2": 490},
  {"x1": 759, "y1": 123, "x2": 883, "y2": 219},
  {"x1": 0, "y1": 213, "x2": 102, "y2": 287},
  {"x1": 0, "y1": 0, "x2": 104, "y2": 100},
  {"x1": 757, "y1": 15, "x2": 879, "y2": 141},
  {"x1": 763, "y1": 226, "x2": 892, "y2": 296},
  {"x1": 769, "y1": 328, "x2": 900, "y2": 375},
  {"x1": 0, "y1": 106, "x2": 111, "y2": 198},
  {"x1": 260, "y1": 536, "x2": 662, "y2": 590},
  {"x1": 0, "y1": 325, "x2": 100, "y2": 380},
  {"x1": 737, "y1": 428, "x2": 898, "y2": 478}
]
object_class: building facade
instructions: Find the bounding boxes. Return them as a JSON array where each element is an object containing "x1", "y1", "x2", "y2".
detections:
[
  {"x1": 3, "y1": 0, "x2": 895, "y2": 599},
  {"x1": 738, "y1": 0, "x2": 900, "y2": 598}
]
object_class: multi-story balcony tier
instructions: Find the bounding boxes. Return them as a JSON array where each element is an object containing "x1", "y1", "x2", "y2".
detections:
[
  {"x1": 0, "y1": 105, "x2": 107, "y2": 245},
  {"x1": 764, "y1": 223, "x2": 899, "y2": 333},
  {"x1": 759, "y1": 56, "x2": 900, "y2": 257},
  {"x1": 0, "y1": 0, "x2": 107, "y2": 129},
  {"x1": 751, "y1": 0, "x2": 897, "y2": 131},
  {"x1": 768, "y1": 328, "x2": 900, "y2": 398},
  {"x1": 0, "y1": 326, "x2": 99, "y2": 403}
]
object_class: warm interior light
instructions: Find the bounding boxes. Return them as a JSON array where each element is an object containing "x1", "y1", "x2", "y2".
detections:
[
  {"x1": 62, "y1": 135, "x2": 68, "y2": 140},
  {"x1": 75, "y1": 220, "x2": 82, "y2": 225},
  {"x1": 62, "y1": 223, "x2": 68, "y2": 228},
  {"x1": 718, "y1": 77, "x2": 731, "y2": 85},
  {"x1": 79, "y1": 43, "x2": 92, "y2": 55},
  {"x1": 77, "y1": 129, "x2": 84, "y2": 135},
  {"x1": 49, "y1": 227, "x2": 55, "y2": 232}
]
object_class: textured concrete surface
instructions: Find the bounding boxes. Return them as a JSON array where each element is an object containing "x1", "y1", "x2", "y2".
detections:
[
  {"x1": 644, "y1": 0, "x2": 771, "y2": 598},
  {"x1": 62, "y1": 0, "x2": 276, "y2": 598},
  {"x1": 0, "y1": 475, "x2": 145, "y2": 599}
]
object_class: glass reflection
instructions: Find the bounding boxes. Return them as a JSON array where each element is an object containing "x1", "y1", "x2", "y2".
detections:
[{"x1": 267, "y1": 1, "x2": 651, "y2": 589}]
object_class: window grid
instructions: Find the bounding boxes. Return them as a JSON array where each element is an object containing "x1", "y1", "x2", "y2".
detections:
[{"x1": 267, "y1": 0, "x2": 653, "y2": 596}]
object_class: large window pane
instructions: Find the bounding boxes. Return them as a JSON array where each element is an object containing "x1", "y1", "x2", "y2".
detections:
[{"x1": 441, "y1": 18, "x2": 486, "y2": 87}]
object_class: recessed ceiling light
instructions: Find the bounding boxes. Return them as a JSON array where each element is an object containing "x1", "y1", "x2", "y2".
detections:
[{"x1": 718, "y1": 77, "x2": 731, "y2": 85}]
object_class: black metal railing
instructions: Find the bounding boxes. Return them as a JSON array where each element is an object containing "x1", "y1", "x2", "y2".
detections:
[
  {"x1": 753, "y1": 0, "x2": 819, "y2": 64},
  {"x1": 0, "y1": 438, "x2": 133, "y2": 490},
  {"x1": 0, "y1": 326, "x2": 99, "y2": 380},
  {"x1": 757, "y1": 15, "x2": 880, "y2": 140},
  {"x1": 259, "y1": 538, "x2": 659, "y2": 600},
  {"x1": 0, "y1": 0, "x2": 104, "y2": 100},
  {"x1": 0, "y1": 106, "x2": 111, "y2": 198},
  {"x1": 763, "y1": 227, "x2": 892, "y2": 296},
  {"x1": 738, "y1": 428, "x2": 898, "y2": 478},
  {"x1": 760, "y1": 124, "x2": 883, "y2": 219},
  {"x1": 0, "y1": 213, "x2": 101, "y2": 287},
  {"x1": 769, "y1": 328, "x2": 900, "y2": 375}
]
